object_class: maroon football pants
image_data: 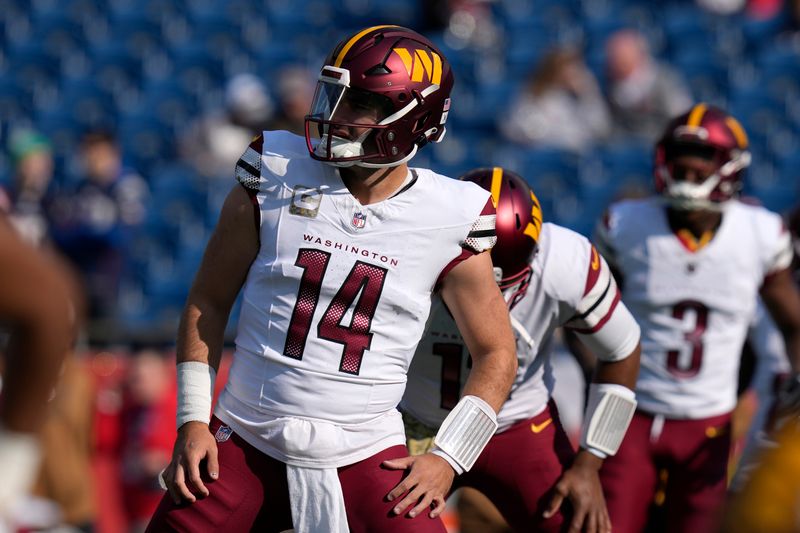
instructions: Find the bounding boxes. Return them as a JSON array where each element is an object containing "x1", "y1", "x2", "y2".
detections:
[
  {"x1": 456, "y1": 401, "x2": 576, "y2": 533},
  {"x1": 600, "y1": 410, "x2": 732, "y2": 533},
  {"x1": 146, "y1": 417, "x2": 447, "y2": 533}
]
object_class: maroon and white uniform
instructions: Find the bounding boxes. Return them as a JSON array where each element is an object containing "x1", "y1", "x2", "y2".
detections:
[
  {"x1": 401, "y1": 222, "x2": 640, "y2": 532},
  {"x1": 218, "y1": 130, "x2": 495, "y2": 465},
  {"x1": 149, "y1": 130, "x2": 496, "y2": 533},
  {"x1": 595, "y1": 197, "x2": 792, "y2": 533}
]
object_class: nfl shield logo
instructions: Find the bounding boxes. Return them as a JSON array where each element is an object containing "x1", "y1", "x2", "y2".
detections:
[
  {"x1": 215, "y1": 425, "x2": 233, "y2": 443},
  {"x1": 352, "y1": 211, "x2": 367, "y2": 229}
]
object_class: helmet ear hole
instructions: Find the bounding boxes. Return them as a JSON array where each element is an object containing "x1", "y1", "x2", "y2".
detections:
[
  {"x1": 398, "y1": 93, "x2": 408, "y2": 102},
  {"x1": 515, "y1": 213, "x2": 521, "y2": 230}
]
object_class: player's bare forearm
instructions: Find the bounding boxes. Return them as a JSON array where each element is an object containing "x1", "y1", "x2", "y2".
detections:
[
  {"x1": 760, "y1": 268, "x2": 800, "y2": 373},
  {"x1": 441, "y1": 252, "x2": 518, "y2": 412},
  {"x1": 0, "y1": 220, "x2": 77, "y2": 432},
  {"x1": 176, "y1": 184, "x2": 260, "y2": 369},
  {"x1": 594, "y1": 343, "x2": 641, "y2": 389},
  {"x1": 462, "y1": 345, "x2": 517, "y2": 413}
]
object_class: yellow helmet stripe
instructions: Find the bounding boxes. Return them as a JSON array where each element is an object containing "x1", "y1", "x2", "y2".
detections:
[
  {"x1": 686, "y1": 103, "x2": 708, "y2": 128},
  {"x1": 334, "y1": 25, "x2": 398, "y2": 68},
  {"x1": 490, "y1": 167, "x2": 503, "y2": 208},
  {"x1": 725, "y1": 116, "x2": 749, "y2": 149}
]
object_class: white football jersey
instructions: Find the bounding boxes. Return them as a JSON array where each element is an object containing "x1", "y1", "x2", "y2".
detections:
[
  {"x1": 596, "y1": 198, "x2": 792, "y2": 419},
  {"x1": 402, "y1": 223, "x2": 639, "y2": 431},
  {"x1": 214, "y1": 131, "x2": 495, "y2": 466}
]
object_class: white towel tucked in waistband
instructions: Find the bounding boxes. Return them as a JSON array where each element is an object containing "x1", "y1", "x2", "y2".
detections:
[{"x1": 287, "y1": 465, "x2": 348, "y2": 533}]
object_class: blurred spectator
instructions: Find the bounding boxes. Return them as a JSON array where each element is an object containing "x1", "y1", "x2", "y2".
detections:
[
  {"x1": 697, "y1": 0, "x2": 746, "y2": 15},
  {"x1": 500, "y1": 47, "x2": 611, "y2": 153},
  {"x1": 119, "y1": 347, "x2": 176, "y2": 533},
  {"x1": 180, "y1": 73, "x2": 273, "y2": 179},
  {"x1": 266, "y1": 66, "x2": 315, "y2": 136},
  {"x1": 2, "y1": 129, "x2": 56, "y2": 246},
  {"x1": 121, "y1": 348, "x2": 177, "y2": 532},
  {"x1": 605, "y1": 29, "x2": 693, "y2": 142},
  {"x1": 51, "y1": 130, "x2": 148, "y2": 320}
]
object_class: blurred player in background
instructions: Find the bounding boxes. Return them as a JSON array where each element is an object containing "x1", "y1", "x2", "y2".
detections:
[
  {"x1": 0, "y1": 214, "x2": 78, "y2": 520},
  {"x1": 401, "y1": 167, "x2": 642, "y2": 533},
  {"x1": 149, "y1": 25, "x2": 517, "y2": 533},
  {"x1": 595, "y1": 104, "x2": 800, "y2": 533}
]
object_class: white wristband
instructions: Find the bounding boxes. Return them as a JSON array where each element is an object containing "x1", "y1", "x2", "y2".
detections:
[
  {"x1": 431, "y1": 446, "x2": 465, "y2": 475},
  {"x1": 581, "y1": 383, "x2": 637, "y2": 457},
  {"x1": 433, "y1": 395, "x2": 498, "y2": 473},
  {"x1": 0, "y1": 427, "x2": 41, "y2": 511},
  {"x1": 176, "y1": 361, "x2": 217, "y2": 429}
]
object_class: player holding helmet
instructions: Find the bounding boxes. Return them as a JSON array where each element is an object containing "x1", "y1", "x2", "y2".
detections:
[
  {"x1": 595, "y1": 104, "x2": 800, "y2": 532},
  {"x1": 147, "y1": 26, "x2": 517, "y2": 533},
  {"x1": 401, "y1": 167, "x2": 642, "y2": 533}
]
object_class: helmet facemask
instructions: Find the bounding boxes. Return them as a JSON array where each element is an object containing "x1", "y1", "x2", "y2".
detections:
[{"x1": 656, "y1": 140, "x2": 750, "y2": 211}]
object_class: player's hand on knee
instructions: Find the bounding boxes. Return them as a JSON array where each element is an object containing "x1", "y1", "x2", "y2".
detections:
[
  {"x1": 164, "y1": 421, "x2": 219, "y2": 504},
  {"x1": 383, "y1": 453, "x2": 455, "y2": 519},
  {"x1": 543, "y1": 451, "x2": 611, "y2": 533}
]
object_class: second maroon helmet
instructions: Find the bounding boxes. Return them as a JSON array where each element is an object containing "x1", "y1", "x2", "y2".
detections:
[
  {"x1": 460, "y1": 167, "x2": 543, "y2": 307},
  {"x1": 654, "y1": 103, "x2": 751, "y2": 210},
  {"x1": 305, "y1": 25, "x2": 454, "y2": 168}
]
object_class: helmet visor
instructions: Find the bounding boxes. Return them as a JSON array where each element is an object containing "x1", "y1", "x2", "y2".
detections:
[{"x1": 309, "y1": 81, "x2": 394, "y2": 133}]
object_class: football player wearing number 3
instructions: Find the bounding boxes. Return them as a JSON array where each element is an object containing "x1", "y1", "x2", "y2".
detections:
[
  {"x1": 402, "y1": 167, "x2": 642, "y2": 533},
  {"x1": 147, "y1": 26, "x2": 517, "y2": 533},
  {"x1": 594, "y1": 104, "x2": 800, "y2": 533}
]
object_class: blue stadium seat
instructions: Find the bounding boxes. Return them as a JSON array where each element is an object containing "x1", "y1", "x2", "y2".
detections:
[
  {"x1": 34, "y1": 108, "x2": 82, "y2": 159},
  {"x1": 7, "y1": 41, "x2": 60, "y2": 91},
  {"x1": 89, "y1": 42, "x2": 143, "y2": 93},
  {"x1": 118, "y1": 114, "x2": 175, "y2": 173},
  {"x1": 0, "y1": 76, "x2": 32, "y2": 123},
  {"x1": 59, "y1": 79, "x2": 115, "y2": 128},
  {"x1": 140, "y1": 78, "x2": 199, "y2": 129},
  {"x1": 190, "y1": 11, "x2": 243, "y2": 60},
  {"x1": 32, "y1": 12, "x2": 85, "y2": 56},
  {"x1": 169, "y1": 41, "x2": 225, "y2": 94},
  {"x1": 109, "y1": 10, "x2": 163, "y2": 58}
]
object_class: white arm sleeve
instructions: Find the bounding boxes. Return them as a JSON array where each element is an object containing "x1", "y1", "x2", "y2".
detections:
[{"x1": 565, "y1": 245, "x2": 640, "y2": 361}]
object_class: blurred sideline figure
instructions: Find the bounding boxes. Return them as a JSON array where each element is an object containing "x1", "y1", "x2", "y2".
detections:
[
  {"x1": 595, "y1": 104, "x2": 800, "y2": 532},
  {"x1": 402, "y1": 168, "x2": 641, "y2": 533},
  {"x1": 500, "y1": 48, "x2": 611, "y2": 153},
  {"x1": 120, "y1": 347, "x2": 176, "y2": 532},
  {"x1": 0, "y1": 130, "x2": 56, "y2": 246},
  {"x1": 148, "y1": 25, "x2": 517, "y2": 532},
  {"x1": 180, "y1": 73, "x2": 274, "y2": 180},
  {"x1": 51, "y1": 129, "x2": 148, "y2": 321},
  {"x1": 0, "y1": 214, "x2": 78, "y2": 525},
  {"x1": 604, "y1": 29, "x2": 692, "y2": 142}
]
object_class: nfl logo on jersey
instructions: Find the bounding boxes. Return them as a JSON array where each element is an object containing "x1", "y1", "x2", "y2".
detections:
[{"x1": 352, "y1": 211, "x2": 367, "y2": 229}]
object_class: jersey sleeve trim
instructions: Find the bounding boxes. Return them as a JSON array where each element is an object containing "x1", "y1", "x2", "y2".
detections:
[
  {"x1": 461, "y1": 197, "x2": 497, "y2": 254},
  {"x1": 565, "y1": 251, "x2": 623, "y2": 334},
  {"x1": 235, "y1": 134, "x2": 264, "y2": 190},
  {"x1": 434, "y1": 247, "x2": 474, "y2": 292}
]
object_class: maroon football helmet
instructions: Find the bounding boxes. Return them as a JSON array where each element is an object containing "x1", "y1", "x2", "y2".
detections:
[
  {"x1": 305, "y1": 25, "x2": 454, "y2": 168},
  {"x1": 460, "y1": 168, "x2": 543, "y2": 309},
  {"x1": 654, "y1": 103, "x2": 751, "y2": 211}
]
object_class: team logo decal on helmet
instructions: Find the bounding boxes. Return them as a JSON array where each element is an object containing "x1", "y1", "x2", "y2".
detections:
[
  {"x1": 305, "y1": 25, "x2": 454, "y2": 168},
  {"x1": 461, "y1": 167, "x2": 542, "y2": 309},
  {"x1": 654, "y1": 103, "x2": 751, "y2": 211}
]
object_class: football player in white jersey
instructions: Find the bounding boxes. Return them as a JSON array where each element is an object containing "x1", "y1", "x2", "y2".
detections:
[
  {"x1": 401, "y1": 167, "x2": 642, "y2": 533},
  {"x1": 594, "y1": 104, "x2": 800, "y2": 533},
  {"x1": 148, "y1": 26, "x2": 518, "y2": 533}
]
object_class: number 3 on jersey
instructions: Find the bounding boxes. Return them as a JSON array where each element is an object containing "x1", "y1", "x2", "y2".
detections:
[
  {"x1": 283, "y1": 248, "x2": 388, "y2": 375},
  {"x1": 666, "y1": 300, "x2": 709, "y2": 378}
]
